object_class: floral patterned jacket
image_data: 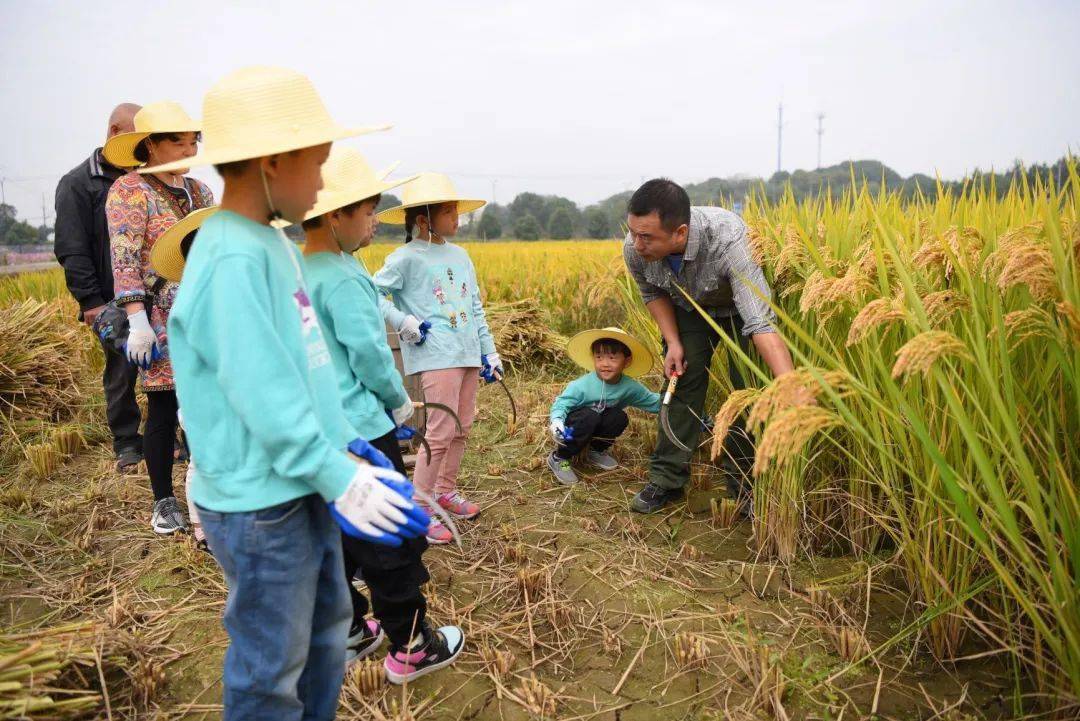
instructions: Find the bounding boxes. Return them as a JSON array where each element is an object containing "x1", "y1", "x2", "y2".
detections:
[{"x1": 107, "y1": 172, "x2": 214, "y2": 391}]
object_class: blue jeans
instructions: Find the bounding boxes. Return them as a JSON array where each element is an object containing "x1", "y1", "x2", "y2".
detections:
[{"x1": 198, "y1": 494, "x2": 351, "y2": 721}]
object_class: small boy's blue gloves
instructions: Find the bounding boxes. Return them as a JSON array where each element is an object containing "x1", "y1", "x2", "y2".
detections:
[
  {"x1": 329, "y1": 463, "x2": 430, "y2": 546},
  {"x1": 347, "y1": 438, "x2": 394, "y2": 471},
  {"x1": 385, "y1": 409, "x2": 418, "y2": 441}
]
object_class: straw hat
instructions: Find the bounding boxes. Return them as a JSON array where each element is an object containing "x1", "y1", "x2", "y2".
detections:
[
  {"x1": 377, "y1": 172, "x2": 486, "y2": 224},
  {"x1": 102, "y1": 101, "x2": 200, "y2": 169},
  {"x1": 303, "y1": 147, "x2": 419, "y2": 221},
  {"x1": 566, "y1": 327, "x2": 655, "y2": 378},
  {"x1": 150, "y1": 206, "x2": 219, "y2": 282},
  {"x1": 139, "y1": 66, "x2": 389, "y2": 175}
]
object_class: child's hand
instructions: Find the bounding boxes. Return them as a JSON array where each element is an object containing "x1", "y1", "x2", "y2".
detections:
[
  {"x1": 330, "y1": 463, "x2": 429, "y2": 547},
  {"x1": 550, "y1": 420, "x2": 573, "y2": 442},
  {"x1": 398, "y1": 315, "x2": 430, "y2": 345},
  {"x1": 480, "y1": 352, "x2": 503, "y2": 383}
]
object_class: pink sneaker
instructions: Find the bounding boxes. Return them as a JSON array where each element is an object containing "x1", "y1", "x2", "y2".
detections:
[
  {"x1": 425, "y1": 519, "x2": 453, "y2": 545},
  {"x1": 384, "y1": 623, "x2": 464, "y2": 685},
  {"x1": 437, "y1": 491, "x2": 481, "y2": 520}
]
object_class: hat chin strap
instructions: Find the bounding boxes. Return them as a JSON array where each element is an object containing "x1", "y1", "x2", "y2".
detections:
[{"x1": 260, "y1": 166, "x2": 283, "y2": 223}]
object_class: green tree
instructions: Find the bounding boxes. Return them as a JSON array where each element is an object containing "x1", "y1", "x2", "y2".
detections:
[
  {"x1": 513, "y1": 213, "x2": 542, "y2": 241},
  {"x1": 477, "y1": 208, "x2": 502, "y2": 240},
  {"x1": 375, "y1": 193, "x2": 402, "y2": 237},
  {"x1": 508, "y1": 193, "x2": 546, "y2": 225},
  {"x1": 584, "y1": 207, "x2": 611, "y2": 239},
  {"x1": 547, "y1": 207, "x2": 573, "y2": 240}
]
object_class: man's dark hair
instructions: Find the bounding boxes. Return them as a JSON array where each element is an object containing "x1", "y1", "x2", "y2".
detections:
[
  {"x1": 591, "y1": 338, "x2": 631, "y2": 358},
  {"x1": 134, "y1": 131, "x2": 203, "y2": 163},
  {"x1": 301, "y1": 195, "x2": 382, "y2": 231},
  {"x1": 628, "y1": 178, "x2": 690, "y2": 232}
]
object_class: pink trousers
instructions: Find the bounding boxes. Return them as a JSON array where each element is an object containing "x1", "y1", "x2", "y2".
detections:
[{"x1": 413, "y1": 367, "x2": 478, "y2": 498}]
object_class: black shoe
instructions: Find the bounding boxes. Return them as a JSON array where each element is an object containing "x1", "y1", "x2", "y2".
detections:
[
  {"x1": 116, "y1": 446, "x2": 143, "y2": 474},
  {"x1": 346, "y1": 618, "x2": 385, "y2": 665},
  {"x1": 630, "y1": 483, "x2": 685, "y2": 514}
]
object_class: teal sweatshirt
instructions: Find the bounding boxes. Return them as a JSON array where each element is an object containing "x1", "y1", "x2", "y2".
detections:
[
  {"x1": 167, "y1": 210, "x2": 359, "y2": 512},
  {"x1": 372, "y1": 240, "x2": 496, "y2": 376},
  {"x1": 549, "y1": 372, "x2": 662, "y2": 423},
  {"x1": 305, "y1": 251, "x2": 410, "y2": 441}
]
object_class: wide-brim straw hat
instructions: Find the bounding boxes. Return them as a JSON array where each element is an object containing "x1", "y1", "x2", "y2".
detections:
[
  {"x1": 139, "y1": 66, "x2": 389, "y2": 175},
  {"x1": 102, "y1": 101, "x2": 200, "y2": 169},
  {"x1": 566, "y1": 327, "x2": 655, "y2": 378},
  {"x1": 150, "y1": 206, "x2": 219, "y2": 282},
  {"x1": 377, "y1": 172, "x2": 486, "y2": 224},
  {"x1": 303, "y1": 147, "x2": 419, "y2": 221}
]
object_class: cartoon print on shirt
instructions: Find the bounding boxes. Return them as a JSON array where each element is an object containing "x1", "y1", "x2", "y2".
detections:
[
  {"x1": 459, "y1": 310, "x2": 468, "y2": 326},
  {"x1": 293, "y1": 289, "x2": 318, "y2": 338},
  {"x1": 460, "y1": 282, "x2": 467, "y2": 298},
  {"x1": 446, "y1": 267, "x2": 454, "y2": 283},
  {"x1": 449, "y1": 311, "x2": 458, "y2": 329},
  {"x1": 433, "y1": 279, "x2": 446, "y2": 305}
]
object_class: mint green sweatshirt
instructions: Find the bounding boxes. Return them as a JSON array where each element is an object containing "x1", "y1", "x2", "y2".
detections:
[
  {"x1": 167, "y1": 211, "x2": 359, "y2": 512},
  {"x1": 372, "y1": 240, "x2": 496, "y2": 376},
  {"x1": 549, "y1": 372, "x2": 662, "y2": 423},
  {"x1": 305, "y1": 251, "x2": 410, "y2": 441}
]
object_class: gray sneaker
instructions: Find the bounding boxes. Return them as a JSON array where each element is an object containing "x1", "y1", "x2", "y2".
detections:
[
  {"x1": 585, "y1": 447, "x2": 619, "y2": 471},
  {"x1": 547, "y1": 453, "x2": 578, "y2": 486},
  {"x1": 151, "y1": 496, "x2": 187, "y2": 535}
]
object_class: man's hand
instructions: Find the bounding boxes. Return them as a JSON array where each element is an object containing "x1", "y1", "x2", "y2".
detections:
[
  {"x1": 663, "y1": 342, "x2": 687, "y2": 378},
  {"x1": 82, "y1": 304, "x2": 107, "y2": 326}
]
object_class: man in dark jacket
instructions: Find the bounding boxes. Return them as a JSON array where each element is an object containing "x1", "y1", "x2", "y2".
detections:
[{"x1": 54, "y1": 103, "x2": 144, "y2": 470}]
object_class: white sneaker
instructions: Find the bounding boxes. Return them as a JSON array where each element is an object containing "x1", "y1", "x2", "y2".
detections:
[
  {"x1": 151, "y1": 497, "x2": 187, "y2": 535},
  {"x1": 585, "y1": 448, "x2": 619, "y2": 471}
]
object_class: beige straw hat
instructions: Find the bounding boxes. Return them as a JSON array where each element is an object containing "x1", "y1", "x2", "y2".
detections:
[
  {"x1": 303, "y1": 147, "x2": 419, "y2": 221},
  {"x1": 102, "y1": 101, "x2": 200, "y2": 169},
  {"x1": 150, "y1": 206, "x2": 219, "y2": 282},
  {"x1": 377, "y1": 172, "x2": 486, "y2": 224},
  {"x1": 139, "y1": 66, "x2": 389, "y2": 175},
  {"x1": 566, "y1": 327, "x2": 655, "y2": 378}
]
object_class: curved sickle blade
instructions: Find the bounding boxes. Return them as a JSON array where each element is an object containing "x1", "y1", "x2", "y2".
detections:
[
  {"x1": 497, "y1": 378, "x2": 518, "y2": 428},
  {"x1": 659, "y1": 374, "x2": 693, "y2": 453},
  {"x1": 410, "y1": 428, "x2": 433, "y2": 465},
  {"x1": 412, "y1": 400, "x2": 463, "y2": 433}
]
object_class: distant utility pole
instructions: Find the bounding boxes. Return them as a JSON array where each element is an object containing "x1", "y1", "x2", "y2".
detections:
[
  {"x1": 491, "y1": 179, "x2": 497, "y2": 205},
  {"x1": 776, "y1": 103, "x2": 783, "y2": 174},
  {"x1": 41, "y1": 193, "x2": 47, "y2": 228},
  {"x1": 816, "y1": 113, "x2": 825, "y2": 169}
]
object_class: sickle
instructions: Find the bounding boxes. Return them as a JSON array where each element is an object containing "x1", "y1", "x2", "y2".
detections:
[
  {"x1": 496, "y1": 377, "x2": 518, "y2": 429},
  {"x1": 406, "y1": 426, "x2": 434, "y2": 465},
  {"x1": 412, "y1": 400, "x2": 463, "y2": 433},
  {"x1": 659, "y1": 374, "x2": 693, "y2": 453}
]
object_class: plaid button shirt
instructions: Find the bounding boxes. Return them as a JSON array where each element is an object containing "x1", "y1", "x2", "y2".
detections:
[{"x1": 622, "y1": 206, "x2": 776, "y2": 336}]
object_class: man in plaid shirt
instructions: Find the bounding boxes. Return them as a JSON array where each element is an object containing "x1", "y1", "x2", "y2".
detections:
[{"x1": 622, "y1": 179, "x2": 795, "y2": 514}]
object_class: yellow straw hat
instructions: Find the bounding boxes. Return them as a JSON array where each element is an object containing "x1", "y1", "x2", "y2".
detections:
[
  {"x1": 303, "y1": 147, "x2": 419, "y2": 221},
  {"x1": 566, "y1": 327, "x2": 655, "y2": 378},
  {"x1": 150, "y1": 206, "x2": 219, "y2": 282},
  {"x1": 377, "y1": 172, "x2": 486, "y2": 224},
  {"x1": 102, "y1": 101, "x2": 200, "y2": 169},
  {"x1": 139, "y1": 66, "x2": 389, "y2": 175}
]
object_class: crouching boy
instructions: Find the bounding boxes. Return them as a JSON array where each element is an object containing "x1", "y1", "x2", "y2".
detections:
[{"x1": 547, "y1": 327, "x2": 660, "y2": 486}]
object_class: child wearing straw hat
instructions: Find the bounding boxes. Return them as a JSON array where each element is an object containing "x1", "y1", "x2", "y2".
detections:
[
  {"x1": 299, "y1": 147, "x2": 464, "y2": 682},
  {"x1": 373, "y1": 173, "x2": 497, "y2": 544},
  {"x1": 143, "y1": 66, "x2": 430, "y2": 717},
  {"x1": 547, "y1": 328, "x2": 661, "y2": 486}
]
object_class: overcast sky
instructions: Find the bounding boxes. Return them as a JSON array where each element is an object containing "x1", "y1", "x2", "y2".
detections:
[{"x1": 1, "y1": 0, "x2": 1077, "y2": 224}]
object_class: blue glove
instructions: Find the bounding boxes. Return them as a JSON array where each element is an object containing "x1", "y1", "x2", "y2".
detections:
[
  {"x1": 330, "y1": 464, "x2": 430, "y2": 546},
  {"x1": 385, "y1": 409, "x2": 418, "y2": 441},
  {"x1": 480, "y1": 352, "x2": 503, "y2": 384},
  {"x1": 123, "y1": 342, "x2": 163, "y2": 370},
  {"x1": 347, "y1": 438, "x2": 394, "y2": 471},
  {"x1": 417, "y1": 320, "x2": 431, "y2": 345}
]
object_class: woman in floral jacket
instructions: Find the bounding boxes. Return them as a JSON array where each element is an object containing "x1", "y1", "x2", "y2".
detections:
[{"x1": 106, "y1": 106, "x2": 213, "y2": 534}]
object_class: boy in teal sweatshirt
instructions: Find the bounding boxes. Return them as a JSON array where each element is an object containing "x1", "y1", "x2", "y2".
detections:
[
  {"x1": 153, "y1": 67, "x2": 428, "y2": 717},
  {"x1": 300, "y1": 147, "x2": 464, "y2": 684},
  {"x1": 548, "y1": 328, "x2": 661, "y2": 486}
]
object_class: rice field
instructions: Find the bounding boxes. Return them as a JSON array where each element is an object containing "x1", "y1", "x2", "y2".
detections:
[{"x1": 1, "y1": 167, "x2": 1077, "y2": 718}]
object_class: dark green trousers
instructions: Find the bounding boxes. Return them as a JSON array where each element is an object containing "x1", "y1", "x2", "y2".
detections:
[{"x1": 649, "y1": 306, "x2": 755, "y2": 491}]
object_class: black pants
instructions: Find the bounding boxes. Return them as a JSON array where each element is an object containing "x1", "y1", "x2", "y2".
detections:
[
  {"x1": 341, "y1": 430, "x2": 430, "y2": 648},
  {"x1": 98, "y1": 335, "x2": 142, "y2": 454},
  {"x1": 144, "y1": 390, "x2": 178, "y2": 501},
  {"x1": 555, "y1": 406, "x2": 629, "y2": 460}
]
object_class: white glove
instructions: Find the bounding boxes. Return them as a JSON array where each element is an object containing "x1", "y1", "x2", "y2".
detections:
[
  {"x1": 330, "y1": 464, "x2": 424, "y2": 545},
  {"x1": 125, "y1": 309, "x2": 158, "y2": 369},
  {"x1": 398, "y1": 315, "x2": 424, "y2": 344},
  {"x1": 550, "y1": 419, "x2": 566, "y2": 442},
  {"x1": 391, "y1": 398, "x2": 415, "y2": 426}
]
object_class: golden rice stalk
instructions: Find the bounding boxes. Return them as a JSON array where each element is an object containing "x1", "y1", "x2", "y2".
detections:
[
  {"x1": 602, "y1": 626, "x2": 623, "y2": 656},
  {"x1": 912, "y1": 234, "x2": 947, "y2": 272},
  {"x1": 746, "y1": 369, "x2": 849, "y2": 431},
  {"x1": 942, "y1": 226, "x2": 985, "y2": 275},
  {"x1": 710, "y1": 497, "x2": 740, "y2": 528},
  {"x1": 824, "y1": 624, "x2": 871, "y2": 661},
  {"x1": 51, "y1": 426, "x2": 86, "y2": 457},
  {"x1": 773, "y1": 226, "x2": 810, "y2": 279},
  {"x1": 480, "y1": 643, "x2": 515, "y2": 679},
  {"x1": 846, "y1": 295, "x2": 909, "y2": 346},
  {"x1": 999, "y1": 306, "x2": 1057, "y2": 348},
  {"x1": 1056, "y1": 301, "x2": 1080, "y2": 344},
  {"x1": 484, "y1": 299, "x2": 568, "y2": 372},
  {"x1": 344, "y1": 657, "x2": 384, "y2": 697},
  {"x1": 747, "y1": 224, "x2": 777, "y2": 266},
  {"x1": 891, "y1": 330, "x2": 972, "y2": 382},
  {"x1": 993, "y1": 242, "x2": 1059, "y2": 301},
  {"x1": 920, "y1": 290, "x2": 970, "y2": 326},
  {"x1": 674, "y1": 631, "x2": 710, "y2": 670},
  {"x1": 753, "y1": 406, "x2": 841, "y2": 477},
  {"x1": 711, "y1": 389, "x2": 761, "y2": 460},
  {"x1": 798, "y1": 271, "x2": 836, "y2": 316},
  {"x1": 518, "y1": 673, "x2": 557, "y2": 716},
  {"x1": 679, "y1": 542, "x2": 704, "y2": 562},
  {"x1": 25, "y1": 442, "x2": 61, "y2": 479}
]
